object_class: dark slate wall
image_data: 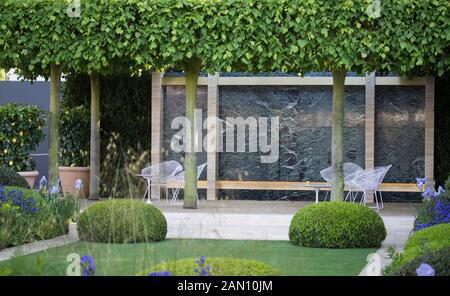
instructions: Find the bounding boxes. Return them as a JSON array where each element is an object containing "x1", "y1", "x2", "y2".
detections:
[
  {"x1": 0, "y1": 81, "x2": 50, "y2": 187},
  {"x1": 162, "y1": 85, "x2": 367, "y2": 201},
  {"x1": 375, "y1": 86, "x2": 425, "y2": 202},
  {"x1": 217, "y1": 85, "x2": 365, "y2": 200}
]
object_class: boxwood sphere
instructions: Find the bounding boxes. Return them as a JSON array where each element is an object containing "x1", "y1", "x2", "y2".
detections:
[
  {"x1": 139, "y1": 257, "x2": 281, "y2": 276},
  {"x1": 77, "y1": 199, "x2": 167, "y2": 243},
  {"x1": 289, "y1": 202, "x2": 386, "y2": 248}
]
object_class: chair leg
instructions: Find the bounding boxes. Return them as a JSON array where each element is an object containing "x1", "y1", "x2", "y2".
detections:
[
  {"x1": 378, "y1": 190, "x2": 384, "y2": 209},
  {"x1": 360, "y1": 191, "x2": 367, "y2": 206},
  {"x1": 374, "y1": 191, "x2": 380, "y2": 212},
  {"x1": 171, "y1": 187, "x2": 181, "y2": 204},
  {"x1": 143, "y1": 181, "x2": 150, "y2": 202},
  {"x1": 345, "y1": 191, "x2": 351, "y2": 202}
]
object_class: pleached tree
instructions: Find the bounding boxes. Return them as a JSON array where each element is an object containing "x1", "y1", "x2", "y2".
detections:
[
  {"x1": 68, "y1": 0, "x2": 138, "y2": 199},
  {"x1": 1, "y1": 0, "x2": 448, "y2": 204},
  {"x1": 0, "y1": 0, "x2": 77, "y2": 187}
]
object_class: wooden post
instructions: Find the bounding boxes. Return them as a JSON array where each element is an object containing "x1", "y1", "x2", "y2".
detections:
[
  {"x1": 365, "y1": 72, "x2": 376, "y2": 202},
  {"x1": 151, "y1": 72, "x2": 164, "y2": 201},
  {"x1": 425, "y1": 76, "x2": 435, "y2": 185},
  {"x1": 207, "y1": 73, "x2": 219, "y2": 200}
]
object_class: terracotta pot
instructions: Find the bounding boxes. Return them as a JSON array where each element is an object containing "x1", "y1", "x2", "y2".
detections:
[
  {"x1": 18, "y1": 171, "x2": 39, "y2": 189},
  {"x1": 58, "y1": 166, "x2": 90, "y2": 198}
]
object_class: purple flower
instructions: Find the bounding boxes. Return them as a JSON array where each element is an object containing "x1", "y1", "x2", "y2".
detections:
[
  {"x1": 39, "y1": 176, "x2": 47, "y2": 189},
  {"x1": 194, "y1": 256, "x2": 210, "y2": 276},
  {"x1": 416, "y1": 263, "x2": 435, "y2": 276},
  {"x1": 74, "y1": 179, "x2": 83, "y2": 192},
  {"x1": 50, "y1": 185, "x2": 60, "y2": 195},
  {"x1": 148, "y1": 271, "x2": 172, "y2": 276},
  {"x1": 432, "y1": 186, "x2": 445, "y2": 198},
  {"x1": 416, "y1": 177, "x2": 427, "y2": 192},
  {"x1": 421, "y1": 187, "x2": 432, "y2": 199},
  {"x1": 80, "y1": 255, "x2": 95, "y2": 276}
]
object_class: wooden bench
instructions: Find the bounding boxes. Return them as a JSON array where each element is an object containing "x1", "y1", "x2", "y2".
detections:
[{"x1": 166, "y1": 180, "x2": 418, "y2": 192}]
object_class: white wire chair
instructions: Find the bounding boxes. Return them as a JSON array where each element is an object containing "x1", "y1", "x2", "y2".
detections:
[
  {"x1": 374, "y1": 164, "x2": 392, "y2": 210},
  {"x1": 347, "y1": 166, "x2": 387, "y2": 212},
  {"x1": 138, "y1": 160, "x2": 183, "y2": 203},
  {"x1": 320, "y1": 162, "x2": 364, "y2": 201},
  {"x1": 169, "y1": 162, "x2": 207, "y2": 204}
]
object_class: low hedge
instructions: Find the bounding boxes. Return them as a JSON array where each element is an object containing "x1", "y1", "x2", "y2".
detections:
[
  {"x1": 405, "y1": 223, "x2": 450, "y2": 250},
  {"x1": 0, "y1": 186, "x2": 74, "y2": 249},
  {"x1": 77, "y1": 199, "x2": 167, "y2": 243},
  {"x1": 289, "y1": 202, "x2": 386, "y2": 248},
  {"x1": 388, "y1": 247, "x2": 450, "y2": 276},
  {"x1": 139, "y1": 257, "x2": 281, "y2": 276},
  {"x1": 0, "y1": 167, "x2": 29, "y2": 188},
  {"x1": 384, "y1": 223, "x2": 450, "y2": 274}
]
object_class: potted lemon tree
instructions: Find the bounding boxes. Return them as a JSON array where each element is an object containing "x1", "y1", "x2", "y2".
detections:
[
  {"x1": 58, "y1": 105, "x2": 90, "y2": 198},
  {"x1": 0, "y1": 103, "x2": 46, "y2": 188}
]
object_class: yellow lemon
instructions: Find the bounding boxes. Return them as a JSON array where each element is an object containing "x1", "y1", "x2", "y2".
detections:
[
  {"x1": 11, "y1": 122, "x2": 15, "y2": 126},
  {"x1": 8, "y1": 160, "x2": 13, "y2": 166},
  {"x1": 19, "y1": 131, "x2": 23, "y2": 136},
  {"x1": 70, "y1": 163, "x2": 76, "y2": 167},
  {"x1": 3, "y1": 149, "x2": 7, "y2": 154},
  {"x1": 12, "y1": 138, "x2": 17, "y2": 144}
]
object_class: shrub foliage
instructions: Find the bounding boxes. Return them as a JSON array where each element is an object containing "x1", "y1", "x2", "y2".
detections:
[
  {"x1": 405, "y1": 223, "x2": 450, "y2": 251},
  {"x1": 289, "y1": 202, "x2": 386, "y2": 248},
  {"x1": 59, "y1": 105, "x2": 90, "y2": 167},
  {"x1": 388, "y1": 247, "x2": 450, "y2": 276},
  {"x1": 0, "y1": 186, "x2": 78, "y2": 249},
  {"x1": 0, "y1": 167, "x2": 29, "y2": 188},
  {"x1": 141, "y1": 257, "x2": 281, "y2": 276},
  {"x1": 0, "y1": 104, "x2": 46, "y2": 171},
  {"x1": 77, "y1": 199, "x2": 167, "y2": 243}
]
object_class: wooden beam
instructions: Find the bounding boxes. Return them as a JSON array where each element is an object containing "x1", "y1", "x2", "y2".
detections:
[
  {"x1": 166, "y1": 180, "x2": 419, "y2": 192},
  {"x1": 162, "y1": 77, "x2": 208, "y2": 86},
  {"x1": 206, "y1": 73, "x2": 219, "y2": 200},
  {"x1": 150, "y1": 72, "x2": 164, "y2": 201},
  {"x1": 425, "y1": 76, "x2": 435, "y2": 184},
  {"x1": 162, "y1": 76, "x2": 426, "y2": 87},
  {"x1": 218, "y1": 76, "x2": 365, "y2": 86},
  {"x1": 375, "y1": 77, "x2": 426, "y2": 86},
  {"x1": 365, "y1": 72, "x2": 376, "y2": 169},
  {"x1": 365, "y1": 73, "x2": 376, "y2": 202}
]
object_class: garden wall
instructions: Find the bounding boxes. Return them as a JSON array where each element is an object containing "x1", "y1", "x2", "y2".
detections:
[
  {"x1": 0, "y1": 81, "x2": 51, "y2": 186},
  {"x1": 160, "y1": 74, "x2": 427, "y2": 201}
]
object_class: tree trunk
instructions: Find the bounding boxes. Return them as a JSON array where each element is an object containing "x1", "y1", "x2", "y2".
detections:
[
  {"x1": 89, "y1": 74, "x2": 100, "y2": 199},
  {"x1": 48, "y1": 64, "x2": 61, "y2": 187},
  {"x1": 183, "y1": 58, "x2": 202, "y2": 209},
  {"x1": 331, "y1": 68, "x2": 346, "y2": 201}
]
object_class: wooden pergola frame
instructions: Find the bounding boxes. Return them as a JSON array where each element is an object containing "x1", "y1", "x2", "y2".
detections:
[{"x1": 150, "y1": 73, "x2": 434, "y2": 201}]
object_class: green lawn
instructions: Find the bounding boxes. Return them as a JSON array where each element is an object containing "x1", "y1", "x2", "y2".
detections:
[{"x1": 0, "y1": 239, "x2": 376, "y2": 276}]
